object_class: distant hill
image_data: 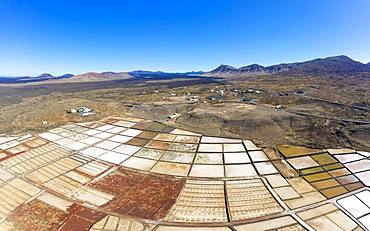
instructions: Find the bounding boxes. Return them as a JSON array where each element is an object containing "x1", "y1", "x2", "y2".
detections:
[
  {"x1": 0, "y1": 70, "x2": 204, "y2": 84},
  {"x1": 36, "y1": 73, "x2": 74, "y2": 79},
  {"x1": 129, "y1": 70, "x2": 165, "y2": 77},
  {"x1": 289, "y1": 55, "x2": 368, "y2": 74},
  {"x1": 54, "y1": 72, "x2": 132, "y2": 83},
  {"x1": 0, "y1": 72, "x2": 132, "y2": 84},
  {"x1": 208, "y1": 65, "x2": 239, "y2": 75},
  {"x1": 205, "y1": 55, "x2": 370, "y2": 77},
  {"x1": 0, "y1": 73, "x2": 74, "y2": 83},
  {"x1": 128, "y1": 70, "x2": 204, "y2": 77}
]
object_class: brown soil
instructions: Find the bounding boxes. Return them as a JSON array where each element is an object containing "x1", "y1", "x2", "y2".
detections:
[{"x1": 0, "y1": 74, "x2": 369, "y2": 151}]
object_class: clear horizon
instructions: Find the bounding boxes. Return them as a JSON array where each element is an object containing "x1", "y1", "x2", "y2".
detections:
[
  {"x1": 0, "y1": 54, "x2": 368, "y2": 77},
  {"x1": 1, "y1": 0, "x2": 370, "y2": 76}
]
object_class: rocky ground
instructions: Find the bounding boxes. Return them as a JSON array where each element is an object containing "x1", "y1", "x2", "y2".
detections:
[{"x1": 1, "y1": 74, "x2": 369, "y2": 151}]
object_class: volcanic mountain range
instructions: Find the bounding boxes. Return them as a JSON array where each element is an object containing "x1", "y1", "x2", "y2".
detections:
[
  {"x1": 205, "y1": 55, "x2": 370, "y2": 77},
  {"x1": 1, "y1": 55, "x2": 369, "y2": 84}
]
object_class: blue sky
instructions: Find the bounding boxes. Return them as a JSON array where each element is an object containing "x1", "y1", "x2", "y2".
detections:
[{"x1": 0, "y1": 0, "x2": 369, "y2": 76}]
